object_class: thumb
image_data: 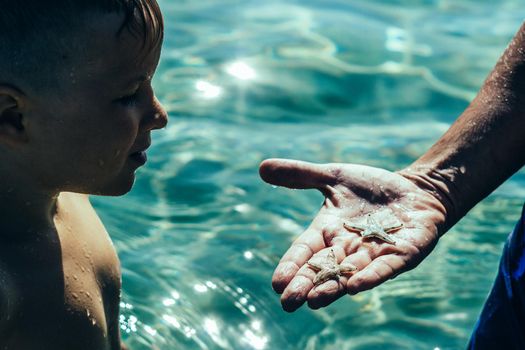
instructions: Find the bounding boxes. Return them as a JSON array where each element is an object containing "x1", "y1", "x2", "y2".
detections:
[{"x1": 259, "y1": 158, "x2": 337, "y2": 190}]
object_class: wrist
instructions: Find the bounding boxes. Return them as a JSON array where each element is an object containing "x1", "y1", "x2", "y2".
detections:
[{"x1": 398, "y1": 164, "x2": 463, "y2": 234}]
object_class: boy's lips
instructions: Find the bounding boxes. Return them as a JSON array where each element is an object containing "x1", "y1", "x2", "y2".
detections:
[
  {"x1": 129, "y1": 143, "x2": 150, "y2": 166},
  {"x1": 129, "y1": 140, "x2": 151, "y2": 155},
  {"x1": 129, "y1": 151, "x2": 147, "y2": 165}
]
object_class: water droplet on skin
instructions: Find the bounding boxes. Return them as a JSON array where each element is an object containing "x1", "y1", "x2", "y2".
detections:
[
  {"x1": 86, "y1": 309, "x2": 91, "y2": 317},
  {"x1": 80, "y1": 266, "x2": 86, "y2": 272},
  {"x1": 92, "y1": 319, "x2": 97, "y2": 326},
  {"x1": 72, "y1": 293, "x2": 79, "y2": 299},
  {"x1": 73, "y1": 275, "x2": 78, "y2": 280}
]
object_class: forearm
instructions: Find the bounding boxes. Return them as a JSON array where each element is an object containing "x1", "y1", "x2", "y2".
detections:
[{"x1": 400, "y1": 22, "x2": 525, "y2": 232}]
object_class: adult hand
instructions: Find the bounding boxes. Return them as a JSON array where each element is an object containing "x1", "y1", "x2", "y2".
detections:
[{"x1": 259, "y1": 158, "x2": 448, "y2": 312}]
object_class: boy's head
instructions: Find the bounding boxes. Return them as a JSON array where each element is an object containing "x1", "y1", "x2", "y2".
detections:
[{"x1": 0, "y1": 0, "x2": 168, "y2": 197}]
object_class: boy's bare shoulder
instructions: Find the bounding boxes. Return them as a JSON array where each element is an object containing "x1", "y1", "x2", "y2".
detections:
[
  {"x1": 63, "y1": 192, "x2": 102, "y2": 215},
  {"x1": 61, "y1": 192, "x2": 91, "y2": 205},
  {"x1": 58, "y1": 192, "x2": 104, "y2": 226}
]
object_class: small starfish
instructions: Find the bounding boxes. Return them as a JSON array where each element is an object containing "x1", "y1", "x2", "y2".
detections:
[
  {"x1": 307, "y1": 249, "x2": 357, "y2": 286},
  {"x1": 343, "y1": 214, "x2": 403, "y2": 245}
]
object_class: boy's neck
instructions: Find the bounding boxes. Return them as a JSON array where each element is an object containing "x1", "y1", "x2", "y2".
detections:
[{"x1": 0, "y1": 180, "x2": 59, "y2": 240}]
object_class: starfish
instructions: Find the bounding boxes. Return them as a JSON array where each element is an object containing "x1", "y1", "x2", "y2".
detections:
[
  {"x1": 307, "y1": 249, "x2": 357, "y2": 286},
  {"x1": 343, "y1": 214, "x2": 403, "y2": 245}
]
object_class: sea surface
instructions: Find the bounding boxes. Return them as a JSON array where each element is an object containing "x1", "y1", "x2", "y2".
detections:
[{"x1": 92, "y1": 1, "x2": 525, "y2": 349}]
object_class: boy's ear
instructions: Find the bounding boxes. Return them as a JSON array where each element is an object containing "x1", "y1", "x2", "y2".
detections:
[{"x1": 0, "y1": 85, "x2": 27, "y2": 146}]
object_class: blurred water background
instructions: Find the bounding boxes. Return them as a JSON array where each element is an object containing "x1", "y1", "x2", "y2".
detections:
[{"x1": 91, "y1": 0, "x2": 525, "y2": 349}]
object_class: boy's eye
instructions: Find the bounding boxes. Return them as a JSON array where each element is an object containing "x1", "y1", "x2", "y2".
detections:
[{"x1": 116, "y1": 91, "x2": 139, "y2": 106}]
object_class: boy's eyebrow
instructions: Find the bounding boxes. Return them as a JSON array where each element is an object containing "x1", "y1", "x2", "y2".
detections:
[
  {"x1": 122, "y1": 74, "x2": 150, "y2": 87},
  {"x1": 129, "y1": 75, "x2": 148, "y2": 84}
]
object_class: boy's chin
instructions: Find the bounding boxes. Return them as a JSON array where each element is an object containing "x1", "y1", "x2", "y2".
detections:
[{"x1": 88, "y1": 174, "x2": 136, "y2": 197}]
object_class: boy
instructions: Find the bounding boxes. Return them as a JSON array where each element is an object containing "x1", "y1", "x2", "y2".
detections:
[{"x1": 0, "y1": 1, "x2": 167, "y2": 349}]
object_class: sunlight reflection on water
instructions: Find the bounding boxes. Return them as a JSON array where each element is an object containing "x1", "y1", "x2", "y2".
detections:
[{"x1": 88, "y1": 0, "x2": 525, "y2": 349}]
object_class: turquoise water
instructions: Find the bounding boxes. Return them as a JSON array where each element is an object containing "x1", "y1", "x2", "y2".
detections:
[{"x1": 93, "y1": 1, "x2": 525, "y2": 349}]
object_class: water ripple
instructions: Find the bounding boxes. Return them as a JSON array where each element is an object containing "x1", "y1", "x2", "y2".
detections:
[{"x1": 87, "y1": 1, "x2": 525, "y2": 349}]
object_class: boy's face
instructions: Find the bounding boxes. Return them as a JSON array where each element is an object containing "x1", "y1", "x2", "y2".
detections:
[{"x1": 21, "y1": 12, "x2": 168, "y2": 196}]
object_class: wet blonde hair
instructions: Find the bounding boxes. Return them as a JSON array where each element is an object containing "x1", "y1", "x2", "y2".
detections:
[{"x1": 0, "y1": 0, "x2": 163, "y2": 90}]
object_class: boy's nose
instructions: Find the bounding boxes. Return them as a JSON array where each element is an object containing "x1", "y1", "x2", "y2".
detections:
[{"x1": 142, "y1": 96, "x2": 168, "y2": 131}]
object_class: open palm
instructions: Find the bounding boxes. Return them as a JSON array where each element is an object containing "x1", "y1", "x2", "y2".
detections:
[{"x1": 259, "y1": 158, "x2": 447, "y2": 312}]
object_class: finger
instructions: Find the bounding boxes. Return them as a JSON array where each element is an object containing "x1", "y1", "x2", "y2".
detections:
[
  {"x1": 281, "y1": 245, "x2": 344, "y2": 312},
  {"x1": 279, "y1": 262, "x2": 319, "y2": 312},
  {"x1": 307, "y1": 279, "x2": 346, "y2": 310},
  {"x1": 280, "y1": 275, "x2": 313, "y2": 312},
  {"x1": 306, "y1": 246, "x2": 351, "y2": 309},
  {"x1": 272, "y1": 227, "x2": 325, "y2": 293},
  {"x1": 259, "y1": 158, "x2": 337, "y2": 190},
  {"x1": 346, "y1": 254, "x2": 407, "y2": 295},
  {"x1": 306, "y1": 248, "x2": 372, "y2": 309}
]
